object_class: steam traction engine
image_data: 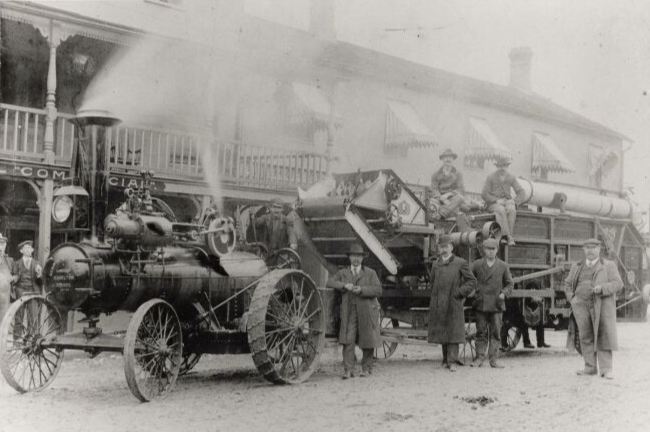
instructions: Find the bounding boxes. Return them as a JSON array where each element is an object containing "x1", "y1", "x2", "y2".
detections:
[{"x1": 0, "y1": 113, "x2": 325, "y2": 401}]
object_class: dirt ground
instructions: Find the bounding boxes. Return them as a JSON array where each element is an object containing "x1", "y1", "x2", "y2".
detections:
[{"x1": 1, "y1": 318, "x2": 650, "y2": 432}]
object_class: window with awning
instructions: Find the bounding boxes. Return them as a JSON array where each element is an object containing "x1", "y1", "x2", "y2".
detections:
[
  {"x1": 384, "y1": 100, "x2": 437, "y2": 155},
  {"x1": 531, "y1": 132, "x2": 576, "y2": 176},
  {"x1": 465, "y1": 117, "x2": 512, "y2": 167},
  {"x1": 285, "y1": 83, "x2": 341, "y2": 132}
]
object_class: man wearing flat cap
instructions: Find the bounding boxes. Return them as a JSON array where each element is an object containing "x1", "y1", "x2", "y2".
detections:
[
  {"x1": 254, "y1": 198, "x2": 298, "y2": 254},
  {"x1": 12, "y1": 240, "x2": 42, "y2": 299},
  {"x1": 430, "y1": 149, "x2": 475, "y2": 220},
  {"x1": 481, "y1": 158, "x2": 525, "y2": 246},
  {"x1": 563, "y1": 238, "x2": 622, "y2": 379},
  {"x1": 471, "y1": 238, "x2": 513, "y2": 368},
  {"x1": 0, "y1": 234, "x2": 14, "y2": 322},
  {"x1": 427, "y1": 234, "x2": 477, "y2": 372},
  {"x1": 326, "y1": 243, "x2": 382, "y2": 378}
]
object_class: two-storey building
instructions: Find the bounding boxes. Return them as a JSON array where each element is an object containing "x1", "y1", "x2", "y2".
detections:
[{"x1": 0, "y1": 0, "x2": 629, "y2": 264}]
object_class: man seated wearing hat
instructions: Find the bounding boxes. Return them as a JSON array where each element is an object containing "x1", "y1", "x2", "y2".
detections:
[
  {"x1": 430, "y1": 149, "x2": 475, "y2": 220},
  {"x1": 563, "y1": 238, "x2": 623, "y2": 379},
  {"x1": 254, "y1": 198, "x2": 298, "y2": 254},
  {"x1": 12, "y1": 240, "x2": 42, "y2": 299},
  {"x1": 0, "y1": 234, "x2": 15, "y2": 322},
  {"x1": 481, "y1": 158, "x2": 525, "y2": 246},
  {"x1": 470, "y1": 238, "x2": 513, "y2": 368},
  {"x1": 326, "y1": 243, "x2": 382, "y2": 379},
  {"x1": 427, "y1": 234, "x2": 477, "y2": 372}
]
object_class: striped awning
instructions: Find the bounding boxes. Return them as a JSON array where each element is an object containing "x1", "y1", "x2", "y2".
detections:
[
  {"x1": 465, "y1": 117, "x2": 512, "y2": 164},
  {"x1": 384, "y1": 101, "x2": 437, "y2": 151},
  {"x1": 532, "y1": 133, "x2": 576, "y2": 174},
  {"x1": 588, "y1": 146, "x2": 619, "y2": 177},
  {"x1": 286, "y1": 83, "x2": 342, "y2": 132}
]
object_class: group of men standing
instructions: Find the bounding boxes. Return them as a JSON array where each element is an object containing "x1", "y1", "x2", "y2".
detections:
[
  {"x1": 328, "y1": 235, "x2": 623, "y2": 380},
  {"x1": 0, "y1": 235, "x2": 42, "y2": 322}
]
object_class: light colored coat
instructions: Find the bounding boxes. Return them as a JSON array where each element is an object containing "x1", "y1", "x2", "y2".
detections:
[
  {"x1": 326, "y1": 266, "x2": 382, "y2": 348},
  {"x1": 563, "y1": 258, "x2": 623, "y2": 350}
]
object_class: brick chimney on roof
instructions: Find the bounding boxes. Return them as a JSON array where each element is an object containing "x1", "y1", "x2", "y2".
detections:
[
  {"x1": 310, "y1": 0, "x2": 336, "y2": 40},
  {"x1": 509, "y1": 47, "x2": 533, "y2": 92}
]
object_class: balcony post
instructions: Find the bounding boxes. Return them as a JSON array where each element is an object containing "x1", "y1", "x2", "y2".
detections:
[{"x1": 44, "y1": 39, "x2": 59, "y2": 165}]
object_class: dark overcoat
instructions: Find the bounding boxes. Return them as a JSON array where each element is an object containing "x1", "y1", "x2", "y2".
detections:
[
  {"x1": 326, "y1": 266, "x2": 382, "y2": 348},
  {"x1": 12, "y1": 257, "x2": 42, "y2": 298},
  {"x1": 255, "y1": 214, "x2": 297, "y2": 252},
  {"x1": 470, "y1": 258, "x2": 514, "y2": 312},
  {"x1": 427, "y1": 255, "x2": 477, "y2": 344},
  {"x1": 563, "y1": 258, "x2": 622, "y2": 350}
]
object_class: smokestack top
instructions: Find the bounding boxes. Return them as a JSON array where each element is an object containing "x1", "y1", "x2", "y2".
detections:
[
  {"x1": 72, "y1": 109, "x2": 122, "y2": 128},
  {"x1": 508, "y1": 46, "x2": 533, "y2": 93}
]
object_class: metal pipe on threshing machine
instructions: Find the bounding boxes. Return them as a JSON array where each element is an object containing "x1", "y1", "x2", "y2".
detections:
[{"x1": 518, "y1": 178, "x2": 633, "y2": 219}]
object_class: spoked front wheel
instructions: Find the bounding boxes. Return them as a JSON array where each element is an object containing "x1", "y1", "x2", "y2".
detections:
[
  {"x1": 124, "y1": 299, "x2": 183, "y2": 402},
  {"x1": 248, "y1": 270, "x2": 325, "y2": 384},
  {"x1": 0, "y1": 295, "x2": 64, "y2": 393}
]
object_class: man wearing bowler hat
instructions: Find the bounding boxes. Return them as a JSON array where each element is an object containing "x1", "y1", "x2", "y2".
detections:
[
  {"x1": 427, "y1": 234, "x2": 476, "y2": 372},
  {"x1": 563, "y1": 238, "x2": 622, "y2": 379},
  {"x1": 481, "y1": 158, "x2": 525, "y2": 246},
  {"x1": 0, "y1": 234, "x2": 14, "y2": 322},
  {"x1": 471, "y1": 238, "x2": 513, "y2": 368},
  {"x1": 430, "y1": 149, "x2": 477, "y2": 221},
  {"x1": 326, "y1": 243, "x2": 382, "y2": 378},
  {"x1": 12, "y1": 240, "x2": 42, "y2": 299}
]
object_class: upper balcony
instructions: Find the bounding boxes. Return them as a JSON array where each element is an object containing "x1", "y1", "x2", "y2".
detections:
[{"x1": 0, "y1": 103, "x2": 328, "y2": 192}]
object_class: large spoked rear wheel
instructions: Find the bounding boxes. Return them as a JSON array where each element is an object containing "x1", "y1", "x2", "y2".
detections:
[
  {"x1": 0, "y1": 295, "x2": 64, "y2": 393},
  {"x1": 248, "y1": 270, "x2": 325, "y2": 384},
  {"x1": 270, "y1": 248, "x2": 302, "y2": 270},
  {"x1": 124, "y1": 299, "x2": 182, "y2": 402}
]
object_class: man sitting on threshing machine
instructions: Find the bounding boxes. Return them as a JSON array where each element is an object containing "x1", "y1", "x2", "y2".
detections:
[
  {"x1": 481, "y1": 158, "x2": 525, "y2": 246},
  {"x1": 429, "y1": 149, "x2": 478, "y2": 225}
]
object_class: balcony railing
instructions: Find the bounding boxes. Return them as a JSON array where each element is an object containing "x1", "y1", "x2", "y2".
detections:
[{"x1": 1, "y1": 104, "x2": 328, "y2": 189}]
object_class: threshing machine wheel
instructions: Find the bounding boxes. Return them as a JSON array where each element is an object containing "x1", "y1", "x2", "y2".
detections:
[
  {"x1": 375, "y1": 317, "x2": 399, "y2": 359},
  {"x1": 270, "y1": 248, "x2": 302, "y2": 270},
  {"x1": 124, "y1": 299, "x2": 183, "y2": 402},
  {"x1": 247, "y1": 269, "x2": 325, "y2": 385},
  {"x1": 0, "y1": 295, "x2": 64, "y2": 393},
  {"x1": 499, "y1": 321, "x2": 522, "y2": 352},
  {"x1": 179, "y1": 352, "x2": 202, "y2": 376},
  {"x1": 459, "y1": 320, "x2": 477, "y2": 364}
]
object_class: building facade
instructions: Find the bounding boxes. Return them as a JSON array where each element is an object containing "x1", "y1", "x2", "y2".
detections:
[{"x1": 0, "y1": 0, "x2": 628, "y2": 262}]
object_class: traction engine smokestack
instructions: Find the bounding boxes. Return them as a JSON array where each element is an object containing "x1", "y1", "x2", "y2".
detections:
[{"x1": 70, "y1": 109, "x2": 122, "y2": 244}]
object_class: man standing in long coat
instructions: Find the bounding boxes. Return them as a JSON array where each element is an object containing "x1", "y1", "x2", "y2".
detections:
[
  {"x1": 471, "y1": 238, "x2": 513, "y2": 368},
  {"x1": 564, "y1": 238, "x2": 622, "y2": 379},
  {"x1": 427, "y1": 234, "x2": 477, "y2": 372},
  {"x1": 326, "y1": 243, "x2": 382, "y2": 379}
]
